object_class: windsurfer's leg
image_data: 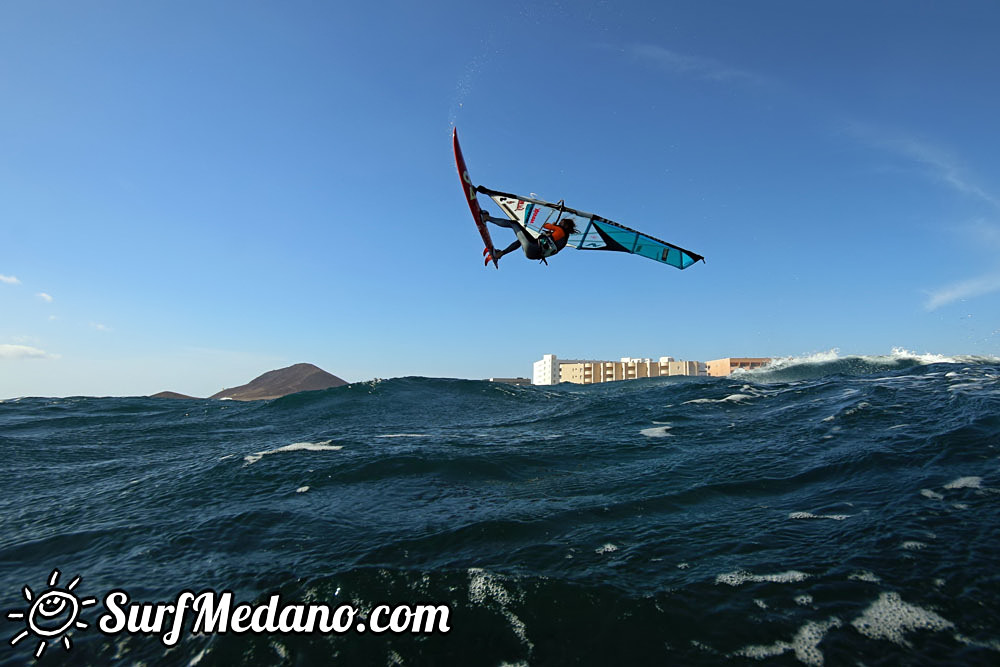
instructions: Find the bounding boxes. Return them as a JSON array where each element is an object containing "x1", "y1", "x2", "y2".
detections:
[
  {"x1": 494, "y1": 239, "x2": 521, "y2": 260},
  {"x1": 507, "y1": 226, "x2": 545, "y2": 259},
  {"x1": 483, "y1": 213, "x2": 517, "y2": 230}
]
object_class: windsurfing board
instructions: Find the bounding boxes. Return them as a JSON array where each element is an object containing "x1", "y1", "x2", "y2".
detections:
[{"x1": 452, "y1": 128, "x2": 498, "y2": 268}]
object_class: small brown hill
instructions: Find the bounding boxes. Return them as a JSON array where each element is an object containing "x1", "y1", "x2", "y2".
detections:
[
  {"x1": 210, "y1": 363, "x2": 347, "y2": 401},
  {"x1": 149, "y1": 391, "x2": 195, "y2": 399}
]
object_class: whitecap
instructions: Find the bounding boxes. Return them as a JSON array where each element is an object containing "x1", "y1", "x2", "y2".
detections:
[
  {"x1": 851, "y1": 591, "x2": 953, "y2": 645},
  {"x1": 468, "y1": 569, "x2": 532, "y2": 650},
  {"x1": 954, "y1": 633, "x2": 1000, "y2": 652},
  {"x1": 595, "y1": 543, "x2": 618, "y2": 555},
  {"x1": 944, "y1": 476, "x2": 982, "y2": 489},
  {"x1": 948, "y1": 382, "x2": 982, "y2": 392},
  {"x1": 244, "y1": 440, "x2": 343, "y2": 465},
  {"x1": 789, "y1": 512, "x2": 850, "y2": 521},
  {"x1": 920, "y1": 489, "x2": 944, "y2": 500},
  {"x1": 901, "y1": 541, "x2": 927, "y2": 551},
  {"x1": 640, "y1": 426, "x2": 672, "y2": 438},
  {"x1": 683, "y1": 394, "x2": 753, "y2": 405},
  {"x1": 374, "y1": 433, "x2": 430, "y2": 438},
  {"x1": 715, "y1": 570, "x2": 810, "y2": 586},
  {"x1": 843, "y1": 401, "x2": 871, "y2": 416},
  {"x1": 296, "y1": 486, "x2": 310, "y2": 493},
  {"x1": 848, "y1": 571, "x2": 881, "y2": 583},
  {"x1": 733, "y1": 617, "x2": 841, "y2": 666}
]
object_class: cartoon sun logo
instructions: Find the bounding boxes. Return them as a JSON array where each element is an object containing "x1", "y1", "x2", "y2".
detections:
[{"x1": 6, "y1": 569, "x2": 97, "y2": 659}]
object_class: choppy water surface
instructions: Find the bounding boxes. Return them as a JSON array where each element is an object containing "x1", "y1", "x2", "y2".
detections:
[{"x1": 1, "y1": 353, "x2": 998, "y2": 665}]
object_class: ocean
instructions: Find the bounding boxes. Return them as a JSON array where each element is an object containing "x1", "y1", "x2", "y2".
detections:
[{"x1": 1, "y1": 351, "x2": 998, "y2": 666}]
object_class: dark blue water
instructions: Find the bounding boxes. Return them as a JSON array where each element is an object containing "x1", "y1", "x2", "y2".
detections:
[{"x1": 2, "y1": 354, "x2": 999, "y2": 665}]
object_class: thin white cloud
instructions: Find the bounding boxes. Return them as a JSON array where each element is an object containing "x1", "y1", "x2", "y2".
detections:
[
  {"x1": 36, "y1": 292, "x2": 54, "y2": 303},
  {"x1": 91, "y1": 322, "x2": 113, "y2": 332},
  {"x1": 925, "y1": 273, "x2": 1000, "y2": 311},
  {"x1": 0, "y1": 344, "x2": 58, "y2": 360},
  {"x1": 893, "y1": 139, "x2": 998, "y2": 208},
  {"x1": 627, "y1": 44, "x2": 769, "y2": 87},
  {"x1": 848, "y1": 125, "x2": 999, "y2": 209},
  {"x1": 0, "y1": 274, "x2": 20, "y2": 285},
  {"x1": 961, "y1": 219, "x2": 1000, "y2": 249}
]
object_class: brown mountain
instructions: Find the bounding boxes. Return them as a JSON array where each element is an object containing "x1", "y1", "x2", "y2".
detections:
[
  {"x1": 150, "y1": 391, "x2": 195, "y2": 399},
  {"x1": 210, "y1": 363, "x2": 347, "y2": 401}
]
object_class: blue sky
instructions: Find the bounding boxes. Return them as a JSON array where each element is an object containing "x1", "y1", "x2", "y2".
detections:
[{"x1": 2, "y1": 0, "x2": 999, "y2": 397}]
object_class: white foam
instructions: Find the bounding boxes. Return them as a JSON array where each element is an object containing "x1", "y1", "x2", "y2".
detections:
[
  {"x1": 843, "y1": 401, "x2": 871, "y2": 416},
  {"x1": 754, "y1": 599, "x2": 768, "y2": 609},
  {"x1": 270, "y1": 642, "x2": 289, "y2": 660},
  {"x1": 795, "y1": 595, "x2": 813, "y2": 606},
  {"x1": 595, "y1": 543, "x2": 618, "y2": 555},
  {"x1": 789, "y1": 512, "x2": 850, "y2": 521},
  {"x1": 374, "y1": 433, "x2": 430, "y2": 438},
  {"x1": 954, "y1": 633, "x2": 1000, "y2": 652},
  {"x1": 944, "y1": 476, "x2": 982, "y2": 489},
  {"x1": 901, "y1": 541, "x2": 928, "y2": 551},
  {"x1": 683, "y1": 394, "x2": 753, "y2": 405},
  {"x1": 640, "y1": 426, "x2": 673, "y2": 438},
  {"x1": 759, "y1": 347, "x2": 997, "y2": 373},
  {"x1": 920, "y1": 489, "x2": 944, "y2": 500},
  {"x1": 851, "y1": 592, "x2": 953, "y2": 645},
  {"x1": 244, "y1": 440, "x2": 343, "y2": 465},
  {"x1": 762, "y1": 349, "x2": 842, "y2": 370},
  {"x1": 848, "y1": 571, "x2": 881, "y2": 583},
  {"x1": 468, "y1": 569, "x2": 532, "y2": 651},
  {"x1": 948, "y1": 382, "x2": 982, "y2": 392},
  {"x1": 716, "y1": 570, "x2": 810, "y2": 586},
  {"x1": 734, "y1": 617, "x2": 841, "y2": 666},
  {"x1": 296, "y1": 486, "x2": 309, "y2": 493}
]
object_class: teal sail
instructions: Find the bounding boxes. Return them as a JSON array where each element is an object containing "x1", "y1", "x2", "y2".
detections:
[{"x1": 481, "y1": 186, "x2": 703, "y2": 270}]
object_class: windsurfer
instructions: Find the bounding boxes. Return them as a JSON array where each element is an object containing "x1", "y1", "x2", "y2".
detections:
[{"x1": 483, "y1": 214, "x2": 578, "y2": 265}]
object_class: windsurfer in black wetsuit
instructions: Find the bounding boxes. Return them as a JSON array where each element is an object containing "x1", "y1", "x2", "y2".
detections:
[{"x1": 482, "y1": 214, "x2": 578, "y2": 265}]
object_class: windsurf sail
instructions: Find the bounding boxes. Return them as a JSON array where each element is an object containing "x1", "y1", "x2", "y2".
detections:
[{"x1": 480, "y1": 186, "x2": 704, "y2": 270}]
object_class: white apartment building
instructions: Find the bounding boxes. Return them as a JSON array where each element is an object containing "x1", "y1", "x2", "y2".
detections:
[
  {"x1": 533, "y1": 354, "x2": 593, "y2": 385},
  {"x1": 533, "y1": 355, "x2": 707, "y2": 385}
]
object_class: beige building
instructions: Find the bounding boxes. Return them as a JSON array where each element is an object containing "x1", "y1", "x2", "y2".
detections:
[
  {"x1": 534, "y1": 355, "x2": 707, "y2": 385},
  {"x1": 705, "y1": 357, "x2": 772, "y2": 377}
]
